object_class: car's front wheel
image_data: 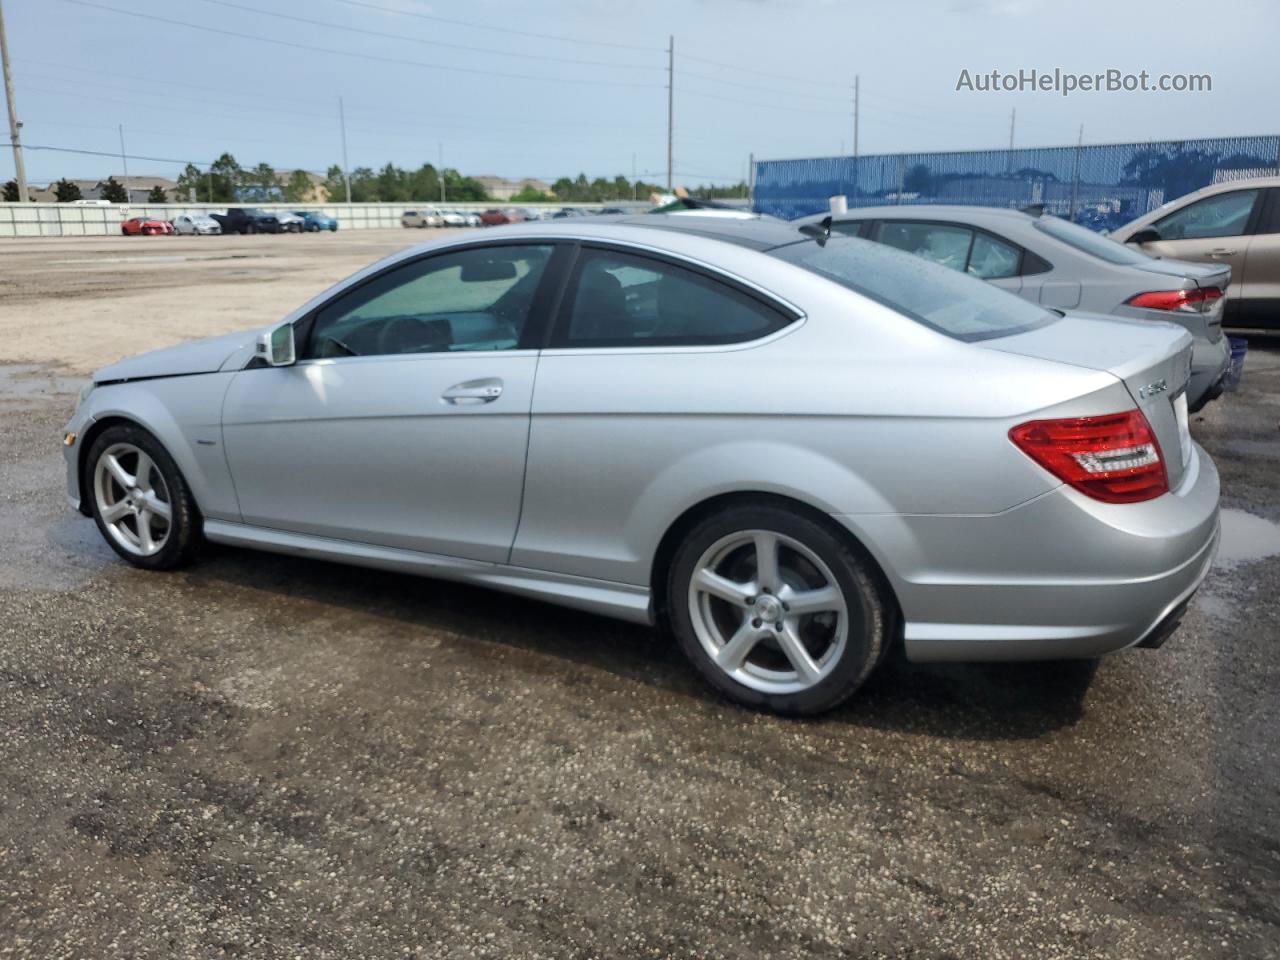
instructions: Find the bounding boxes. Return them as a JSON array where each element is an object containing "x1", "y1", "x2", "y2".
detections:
[
  {"x1": 667, "y1": 503, "x2": 889, "y2": 715},
  {"x1": 87, "y1": 424, "x2": 201, "y2": 570}
]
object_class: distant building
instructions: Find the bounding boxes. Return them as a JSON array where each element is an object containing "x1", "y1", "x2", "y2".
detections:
[
  {"x1": 275, "y1": 169, "x2": 329, "y2": 203},
  {"x1": 473, "y1": 175, "x2": 552, "y2": 201},
  {"x1": 68, "y1": 176, "x2": 180, "y2": 204}
]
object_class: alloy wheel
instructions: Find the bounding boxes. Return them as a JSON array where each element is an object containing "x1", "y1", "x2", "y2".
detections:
[
  {"x1": 687, "y1": 530, "x2": 848, "y2": 695},
  {"x1": 93, "y1": 442, "x2": 173, "y2": 557}
]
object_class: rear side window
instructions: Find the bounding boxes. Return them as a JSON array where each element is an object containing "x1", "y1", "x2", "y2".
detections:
[
  {"x1": 872, "y1": 221, "x2": 1022, "y2": 280},
  {"x1": 1152, "y1": 189, "x2": 1259, "y2": 240},
  {"x1": 554, "y1": 248, "x2": 792, "y2": 347},
  {"x1": 768, "y1": 236, "x2": 1055, "y2": 342}
]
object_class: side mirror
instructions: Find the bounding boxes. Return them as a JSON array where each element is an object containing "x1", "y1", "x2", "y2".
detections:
[
  {"x1": 1126, "y1": 227, "x2": 1161, "y2": 245},
  {"x1": 257, "y1": 322, "x2": 296, "y2": 367}
]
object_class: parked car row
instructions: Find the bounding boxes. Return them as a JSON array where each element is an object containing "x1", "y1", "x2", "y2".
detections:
[
  {"x1": 121, "y1": 208, "x2": 340, "y2": 237},
  {"x1": 401, "y1": 206, "x2": 636, "y2": 229}
]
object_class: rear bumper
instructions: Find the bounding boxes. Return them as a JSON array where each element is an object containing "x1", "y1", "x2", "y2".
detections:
[
  {"x1": 1188, "y1": 335, "x2": 1230, "y2": 410},
  {"x1": 837, "y1": 442, "x2": 1220, "y2": 662}
]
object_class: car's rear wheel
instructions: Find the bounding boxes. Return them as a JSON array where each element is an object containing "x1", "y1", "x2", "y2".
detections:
[
  {"x1": 87, "y1": 424, "x2": 201, "y2": 570},
  {"x1": 667, "y1": 504, "x2": 888, "y2": 715}
]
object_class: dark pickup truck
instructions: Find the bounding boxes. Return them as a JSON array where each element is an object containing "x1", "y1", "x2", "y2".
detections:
[{"x1": 210, "y1": 208, "x2": 295, "y2": 235}]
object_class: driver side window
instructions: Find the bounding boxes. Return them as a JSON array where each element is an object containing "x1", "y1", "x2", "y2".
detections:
[{"x1": 303, "y1": 244, "x2": 554, "y2": 359}]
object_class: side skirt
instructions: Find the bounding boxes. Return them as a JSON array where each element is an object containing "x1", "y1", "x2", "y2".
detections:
[{"x1": 202, "y1": 519, "x2": 653, "y2": 625}]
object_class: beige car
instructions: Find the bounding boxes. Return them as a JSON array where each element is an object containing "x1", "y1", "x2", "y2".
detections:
[{"x1": 1111, "y1": 176, "x2": 1280, "y2": 328}]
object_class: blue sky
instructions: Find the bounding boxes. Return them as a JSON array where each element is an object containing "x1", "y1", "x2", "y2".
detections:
[{"x1": 3, "y1": 0, "x2": 1276, "y2": 187}]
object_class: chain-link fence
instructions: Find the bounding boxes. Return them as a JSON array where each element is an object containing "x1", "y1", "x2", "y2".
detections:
[{"x1": 753, "y1": 135, "x2": 1280, "y2": 229}]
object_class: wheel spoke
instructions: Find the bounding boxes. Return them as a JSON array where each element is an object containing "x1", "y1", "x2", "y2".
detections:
[
  {"x1": 694, "y1": 568, "x2": 754, "y2": 607},
  {"x1": 133, "y1": 452, "x2": 155, "y2": 492},
  {"x1": 103, "y1": 454, "x2": 134, "y2": 490},
  {"x1": 753, "y1": 532, "x2": 781, "y2": 593},
  {"x1": 100, "y1": 500, "x2": 131, "y2": 523},
  {"x1": 136, "y1": 510, "x2": 155, "y2": 553},
  {"x1": 715, "y1": 621, "x2": 764, "y2": 672},
  {"x1": 776, "y1": 623, "x2": 821, "y2": 685},
  {"x1": 785, "y1": 584, "x2": 844, "y2": 617},
  {"x1": 142, "y1": 493, "x2": 172, "y2": 522}
]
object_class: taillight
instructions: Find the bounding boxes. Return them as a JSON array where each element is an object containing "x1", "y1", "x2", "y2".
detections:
[
  {"x1": 1009, "y1": 410, "x2": 1168, "y2": 504},
  {"x1": 1126, "y1": 287, "x2": 1223, "y2": 313}
]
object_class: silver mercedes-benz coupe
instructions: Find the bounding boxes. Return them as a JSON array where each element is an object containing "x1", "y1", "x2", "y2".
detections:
[{"x1": 63, "y1": 216, "x2": 1221, "y2": 714}]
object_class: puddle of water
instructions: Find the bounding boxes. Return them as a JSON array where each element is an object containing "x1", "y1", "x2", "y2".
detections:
[
  {"x1": 0, "y1": 364, "x2": 85, "y2": 399},
  {"x1": 1217, "y1": 508, "x2": 1280, "y2": 566}
]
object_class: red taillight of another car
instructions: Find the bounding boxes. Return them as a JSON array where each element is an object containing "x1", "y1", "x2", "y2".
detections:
[
  {"x1": 1126, "y1": 287, "x2": 1223, "y2": 313},
  {"x1": 1009, "y1": 410, "x2": 1168, "y2": 504}
]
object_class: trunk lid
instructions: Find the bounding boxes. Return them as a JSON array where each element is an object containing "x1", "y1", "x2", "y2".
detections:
[{"x1": 986, "y1": 313, "x2": 1194, "y2": 490}]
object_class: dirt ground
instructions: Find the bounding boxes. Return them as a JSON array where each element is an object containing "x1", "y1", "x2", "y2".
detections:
[{"x1": 1, "y1": 231, "x2": 1279, "y2": 959}]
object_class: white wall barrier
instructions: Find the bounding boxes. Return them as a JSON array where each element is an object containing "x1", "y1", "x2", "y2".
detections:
[{"x1": 0, "y1": 201, "x2": 644, "y2": 238}]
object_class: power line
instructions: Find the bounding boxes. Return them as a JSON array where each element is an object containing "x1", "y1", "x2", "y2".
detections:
[
  {"x1": 675, "y1": 68, "x2": 851, "y2": 105},
  {"x1": 60, "y1": 0, "x2": 663, "y2": 89},
  {"x1": 323, "y1": 0, "x2": 661, "y2": 53},
  {"x1": 189, "y1": 0, "x2": 661, "y2": 72}
]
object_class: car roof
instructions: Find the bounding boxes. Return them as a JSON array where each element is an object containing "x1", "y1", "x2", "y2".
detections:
[
  {"x1": 796, "y1": 205, "x2": 1040, "y2": 226},
  {"x1": 555, "y1": 213, "x2": 805, "y2": 252}
]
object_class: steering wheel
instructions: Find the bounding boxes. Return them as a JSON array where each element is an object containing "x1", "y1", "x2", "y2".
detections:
[{"x1": 376, "y1": 316, "x2": 447, "y2": 355}]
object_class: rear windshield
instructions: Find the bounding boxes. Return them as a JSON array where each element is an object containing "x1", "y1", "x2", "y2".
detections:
[
  {"x1": 1034, "y1": 215, "x2": 1152, "y2": 265},
  {"x1": 767, "y1": 236, "x2": 1056, "y2": 342}
]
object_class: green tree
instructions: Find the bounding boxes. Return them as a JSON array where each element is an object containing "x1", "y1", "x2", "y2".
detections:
[
  {"x1": 147, "y1": 185, "x2": 168, "y2": 203},
  {"x1": 2, "y1": 180, "x2": 18, "y2": 202},
  {"x1": 284, "y1": 169, "x2": 315, "y2": 202},
  {"x1": 511, "y1": 185, "x2": 554, "y2": 202},
  {"x1": 176, "y1": 163, "x2": 205, "y2": 202},
  {"x1": 208, "y1": 153, "x2": 243, "y2": 202},
  {"x1": 348, "y1": 167, "x2": 378, "y2": 202},
  {"x1": 322, "y1": 164, "x2": 347, "y2": 202},
  {"x1": 99, "y1": 177, "x2": 128, "y2": 203},
  {"x1": 441, "y1": 169, "x2": 486, "y2": 201},
  {"x1": 408, "y1": 163, "x2": 440, "y2": 202},
  {"x1": 374, "y1": 163, "x2": 407, "y2": 202},
  {"x1": 53, "y1": 178, "x2": 82, "y2": 202}
]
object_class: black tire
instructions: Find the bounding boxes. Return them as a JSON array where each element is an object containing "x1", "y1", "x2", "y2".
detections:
[
  {"x1": 85, "y1": 423, "x2": 202, "y2": 571},
  {"x1": 246, "y1": 223, "x2": 258, "y2": 235},
  {"x1": 666, "y1": 502, "x2": 888, "y2": 716}
]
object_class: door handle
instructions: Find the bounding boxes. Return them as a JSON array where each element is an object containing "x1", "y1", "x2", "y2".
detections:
[
  {"x1": 1208, "y1": 248, "x2": 1237, "y2": 257},
  {"x1": 441, "y1": 377, "x2": 503, "y2": 405}
]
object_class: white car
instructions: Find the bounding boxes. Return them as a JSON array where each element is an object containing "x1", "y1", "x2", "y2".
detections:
[
  {"x1": 170, "y1": 213, "x2": 222, "y2": 236},
  {"x1": 439, "y1": 211, "x2": 466, "y2": 228},
  {"x1": 275, "y1": 211, "x2": 306, "y2": 234},
  {"x1": 462, "y1": 212, "x2": 482, "y2": 227}
]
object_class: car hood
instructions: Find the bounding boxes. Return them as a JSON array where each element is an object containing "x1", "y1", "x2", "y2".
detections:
[{"x1": 94, "y1": 330, "x2": 257, "y2": 383}]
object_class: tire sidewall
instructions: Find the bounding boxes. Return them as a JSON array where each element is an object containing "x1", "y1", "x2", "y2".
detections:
[
  {"x1": 667, "y1": 505, "x2": 885, "y2": 716},
  {"x1": 85, "y1": 424, "x2": 200, "y2": 570}
]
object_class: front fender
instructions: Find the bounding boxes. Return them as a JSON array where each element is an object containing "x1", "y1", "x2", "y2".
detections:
[{"x1": 71, "y1": 374, "x2": 242, "y2": 522}]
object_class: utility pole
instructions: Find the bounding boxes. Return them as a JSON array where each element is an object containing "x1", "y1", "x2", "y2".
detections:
[
  {"x1": 0, "y1": 0, "x2": 29, "y2": 203},
  {"x1": 666, "y1": 34, "x2": 674, "y2": 192},
  {"x1": 1006, "y1": 107, "x2": 1015, "y2": 173},
  {"x1": 748, "y1": 151, "x2": 755, "y2": 208},
  {"x1": 438, "y1": 142, "x2": 445, "y2": 204},
  {"x1": 337, "y1": 96, "x2": 351, "y2": 204},
  {"x1": 852, "y1": 75, "x2": 860, "y2": 160},
  {"x1": 1069, "y1": 123, "x2": 1084, "y2": 220},
  {"x1": 118, "y1": 124, "x2": 129, "y2": 181}
]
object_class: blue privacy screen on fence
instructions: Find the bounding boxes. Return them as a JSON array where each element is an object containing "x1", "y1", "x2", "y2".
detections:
[{"x1": 753, "y1": 136, "x2": 1280, "y2": 228}]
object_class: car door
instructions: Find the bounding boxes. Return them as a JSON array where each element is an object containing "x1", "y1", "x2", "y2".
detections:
[
  {"x1": 511, "y1": 244, "x2": 799, "y2": 584},
  {"x1": 1141, "y1": 188, "x2": 1264, "y2": 322},
  {"x1": 1234, "y1": 188, "x2": 1280, "y2": 328},
  {"x1": 221, "y1": 241, "x2": 563, "y2": 563}
]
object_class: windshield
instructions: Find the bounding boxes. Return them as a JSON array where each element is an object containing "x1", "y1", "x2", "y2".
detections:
[
  {"x1": 768, "y1": 236, "x2": 1057, "y2": 342},
  {"x1": 1034, "y1": 215, "x2": 1152, "y2": 265}
]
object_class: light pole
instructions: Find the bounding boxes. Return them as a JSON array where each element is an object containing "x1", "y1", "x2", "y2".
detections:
[{"x1": 0, "y1": 0, "x2": 29, "y2": 203}]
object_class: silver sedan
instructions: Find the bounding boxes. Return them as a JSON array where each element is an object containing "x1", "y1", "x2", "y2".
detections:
[
  {"x1": 62, "y1": 216, "x2": 1220, "y2": 714},
  {"x1": 796, "y1": 206, "x2": 1232, "y2": 410}
]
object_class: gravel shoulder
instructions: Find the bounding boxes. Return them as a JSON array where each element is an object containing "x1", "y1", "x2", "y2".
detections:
[{"x1": 0, "y1": 235, "x2": 1278, "y2": 958}]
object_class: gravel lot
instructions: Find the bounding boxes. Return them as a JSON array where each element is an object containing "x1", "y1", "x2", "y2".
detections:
[{"x1": 1, "y1": 231, "x2": 1278, "y2": 959}]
